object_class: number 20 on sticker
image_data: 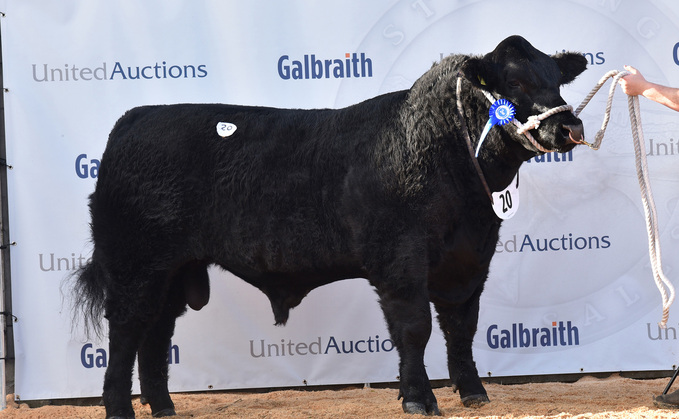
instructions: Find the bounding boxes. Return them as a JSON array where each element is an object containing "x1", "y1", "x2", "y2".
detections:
[{"x1": 491, "y1": 175, "x2": 519, "y2": 220}]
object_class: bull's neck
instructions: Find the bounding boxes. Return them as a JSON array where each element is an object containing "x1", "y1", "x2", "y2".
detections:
[
  {"x1": 402, "y1": 68, "x2": 535, "y2": 196},
  {"x1": 477, "y1": 140, "x2": 526, "y2": 193},
  {"x1": 456, "y1": 85, "x2": 534, "y2": 193}
]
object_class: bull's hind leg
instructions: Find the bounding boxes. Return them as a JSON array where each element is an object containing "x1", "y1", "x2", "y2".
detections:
[
  {"x1": 137, "y1": 293, "x2": 186, "y2": 416},
  {"x1": 138, "y1": 261, "x2": 207, "y2": 417},
  {"x1": 137, "y1": 317, "x2": 180, "y2": 417},
  {"x1": 104, "y1": 320, "x2": 144, "y2": 419},
  {"x1": 433, "y1": 285, "x2": 489, "y2": 407},
  {"x1": 373, "y1": 281, "x2": 440, "y2": 416},
  {"x1": 102, "y1": 270, "x2": 176, "y2": 419}
]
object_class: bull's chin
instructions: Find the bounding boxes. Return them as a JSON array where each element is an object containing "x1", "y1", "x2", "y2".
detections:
[
  {"x1": 555, "y1": 141, "x2": 578, "y2": 153},
  {"x1": 526, "y1": 136, "x2": 577, "y2": 154},
  {"x1": 552, "y1": 133, "x2": 582, "y2": 153}
]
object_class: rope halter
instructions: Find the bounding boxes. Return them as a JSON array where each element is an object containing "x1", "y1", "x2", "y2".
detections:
[
  {"x1": 476, "y1": 88, "x2": 575, "y2": 154},
  {"x1": 455, "y1": 77, "x2": 578, "y2": 204}
]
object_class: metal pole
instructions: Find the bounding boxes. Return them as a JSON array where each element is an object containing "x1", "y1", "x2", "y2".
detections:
[
  {"x1": 0, "y1": 249, "x2": 5, "y2": 411},
  {"x1": 0, "y1": 21, "x2": 5, "y2": 411},
  {"x1": 0, "y1": 17, "x2": 14, "y2": 410},
  {"x1": 663, "y1": 367, "x2": 679, "y2": 395}
]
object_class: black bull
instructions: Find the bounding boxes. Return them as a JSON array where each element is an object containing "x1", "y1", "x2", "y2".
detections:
[{"x1": 72, "y1": 36, "x2": 587, "y2": 418}]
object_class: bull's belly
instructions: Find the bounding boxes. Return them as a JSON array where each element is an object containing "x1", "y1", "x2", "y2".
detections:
[
  {"x1": 214, "y1": 252, "x2": 366, "y2": 286},
  {"x1": 212, "y1": 256, "x2": 366, "y2": 325}
]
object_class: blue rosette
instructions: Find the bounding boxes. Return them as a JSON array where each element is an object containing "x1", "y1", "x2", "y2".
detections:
[
  {"x1": 475, "y1": 98, "x2": 516, "y2": 157},
  {"x1": 489, "y1": 98, "x2": 516, "y2": 125}
]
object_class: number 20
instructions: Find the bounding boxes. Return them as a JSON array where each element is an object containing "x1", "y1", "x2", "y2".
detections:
[{"x1": 499, "y1": 190, "x2": 513, "y2": 213}]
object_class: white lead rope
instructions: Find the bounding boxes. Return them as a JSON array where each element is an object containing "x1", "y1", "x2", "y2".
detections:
[{"x1": 575, "y1": 70, "x2": 675, "y2": 328}]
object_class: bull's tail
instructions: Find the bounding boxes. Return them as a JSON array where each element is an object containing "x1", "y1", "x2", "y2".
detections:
[{"x1": 70, "y1": 254, "x2": 107, "y2": 338}]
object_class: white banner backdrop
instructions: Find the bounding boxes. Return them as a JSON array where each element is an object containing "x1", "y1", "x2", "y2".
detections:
[{"x1": 1, "y1": 0, "x2": 678, "y2": 401}]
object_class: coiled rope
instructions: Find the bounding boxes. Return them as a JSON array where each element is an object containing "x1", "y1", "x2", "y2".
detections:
[{"x1": 575, "y1": 69, "x2": 675, "y2": 328}]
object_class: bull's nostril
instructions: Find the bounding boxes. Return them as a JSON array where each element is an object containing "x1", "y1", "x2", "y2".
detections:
[{"x1": 562, "y1": 123, "x2": 584, "y2": 143}]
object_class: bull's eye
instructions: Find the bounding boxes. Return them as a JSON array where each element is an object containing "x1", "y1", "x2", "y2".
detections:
[{"x1": 508, "y1": 80, "x2": 521, "y2": 89}]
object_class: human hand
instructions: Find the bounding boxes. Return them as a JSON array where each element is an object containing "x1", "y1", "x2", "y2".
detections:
[{"x1": 619, "y1": 65, "x2": 650, "y2": 96}]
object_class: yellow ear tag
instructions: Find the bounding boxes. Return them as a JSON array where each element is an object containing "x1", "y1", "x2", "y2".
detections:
[{"x1": 478, "y1": 75, "x2": 486, "y2": 86}]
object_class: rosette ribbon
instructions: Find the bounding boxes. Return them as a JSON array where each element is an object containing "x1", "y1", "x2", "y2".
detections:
[{"x1": 475, "y1": 98, "x2": 516, "y2": 157}]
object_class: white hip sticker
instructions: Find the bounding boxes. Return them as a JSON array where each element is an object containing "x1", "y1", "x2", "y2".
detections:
[
  {"x1": 216, "y1": 122, "x2": 237, "y2": 137},
  {"x1": 492, "y1": 173, "x2": 519, "y2": 220}
]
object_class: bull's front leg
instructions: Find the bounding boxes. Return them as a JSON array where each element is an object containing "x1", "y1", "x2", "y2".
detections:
[
  {"x1": 433, "y1": 284, "x2": 489, "y2": 407},
  {"x1": 373, "y1": 281, "x2": 440, "y2": 416}
]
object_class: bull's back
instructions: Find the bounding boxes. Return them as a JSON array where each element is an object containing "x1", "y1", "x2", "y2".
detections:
[{"x1": 92, "y1": 94, "x2": 404, "y2": 276}]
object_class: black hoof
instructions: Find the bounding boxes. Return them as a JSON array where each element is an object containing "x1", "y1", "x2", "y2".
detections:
[
  {"x1": 402, "y1": 401, "x2": 441, "y2": 416},
  {"x1": 152, "y1": 408, "x2": 177, "y2": 417},
  {"x1": 461, "y1": 393, "x2": 490, "y2": 408},
  {"x1": 107, "y1": 416, "x2": 135, "y2": 419}
]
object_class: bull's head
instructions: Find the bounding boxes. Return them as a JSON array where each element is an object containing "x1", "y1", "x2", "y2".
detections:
[{"x1": 461, "y1": 35, "x2": 587, "y2": 154}]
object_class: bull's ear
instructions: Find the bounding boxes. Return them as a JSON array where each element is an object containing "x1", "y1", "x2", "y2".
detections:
[
  {"x1": 553, "y1": 52, "x2": 588, "y2": 85},
  {"x1": 460, "y1": 57, "x2": 495, "y2": 90}
]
